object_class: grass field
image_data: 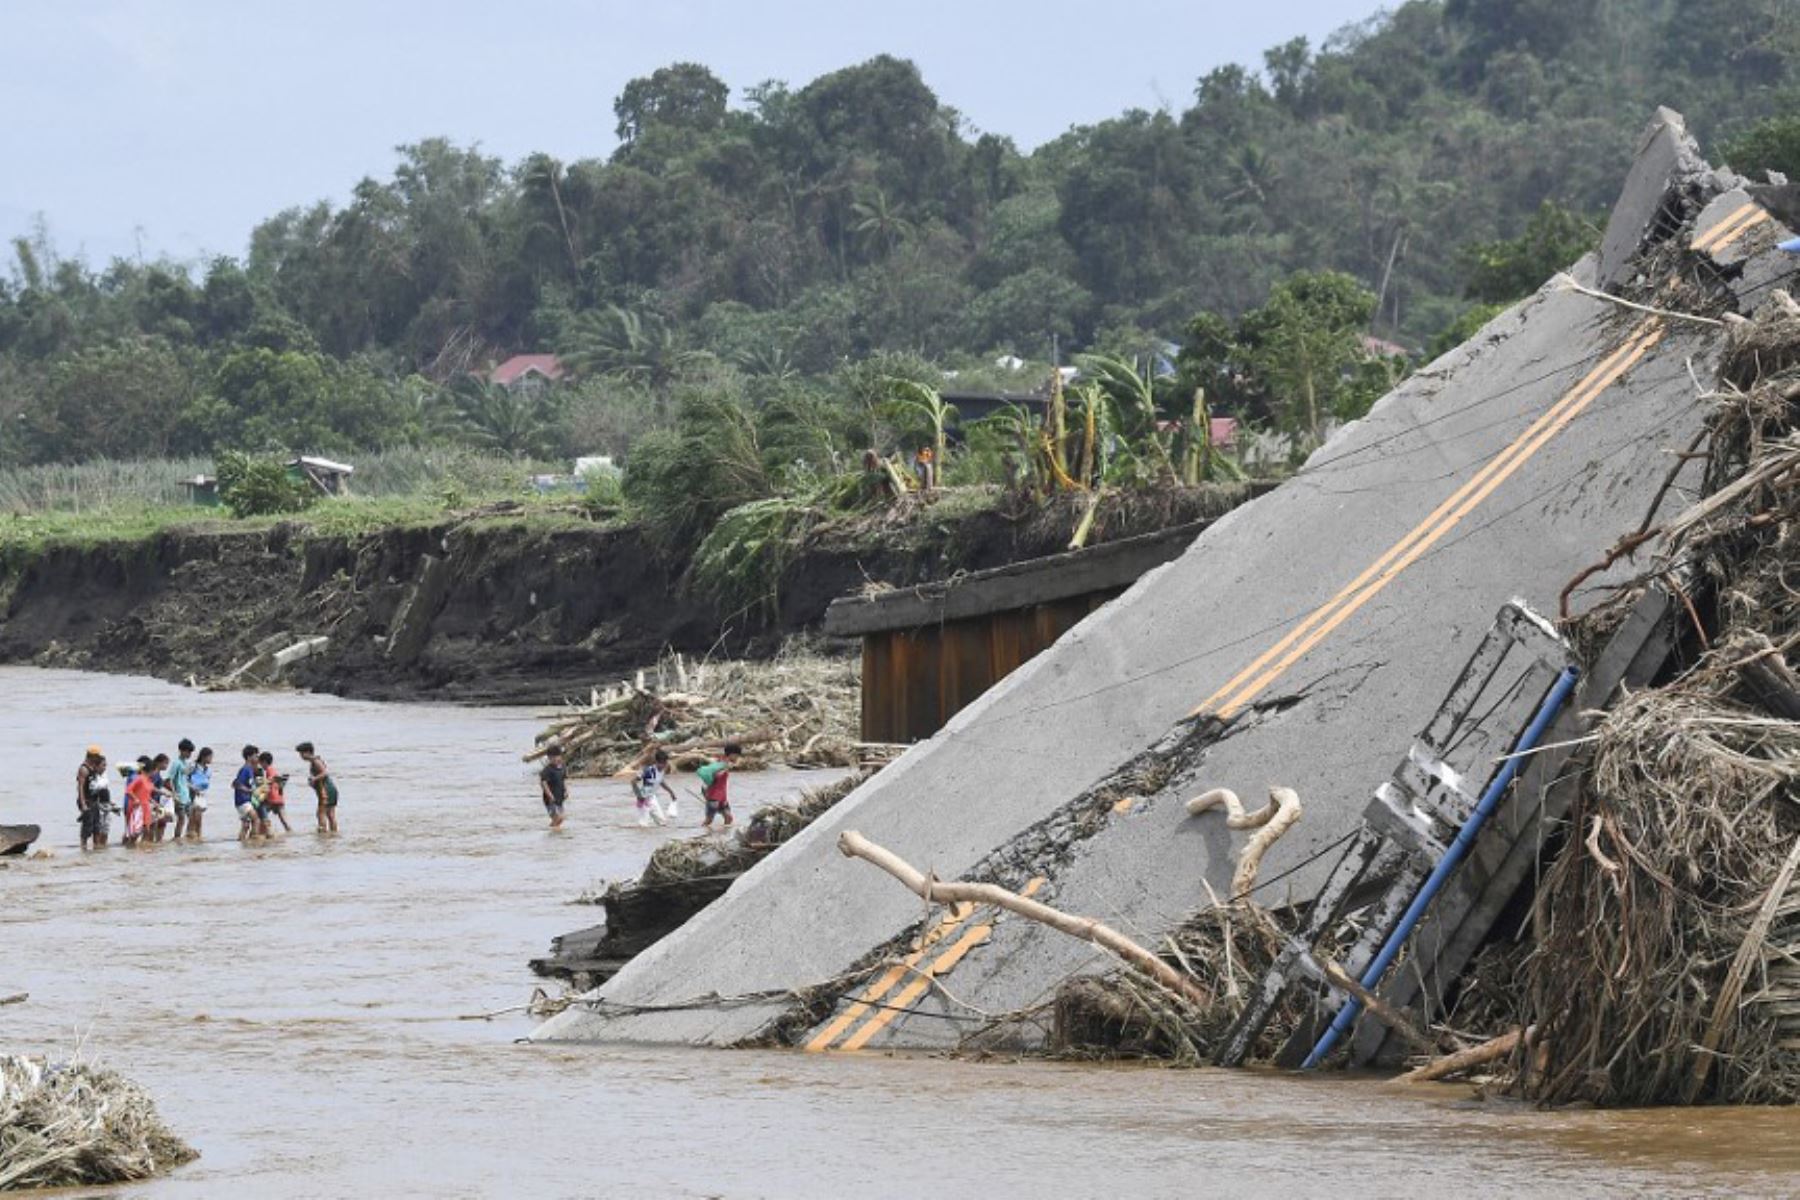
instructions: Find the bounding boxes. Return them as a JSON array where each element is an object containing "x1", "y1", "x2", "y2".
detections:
[{"x1": 0, "y1": 449, "x2": 605, "y2": 561}]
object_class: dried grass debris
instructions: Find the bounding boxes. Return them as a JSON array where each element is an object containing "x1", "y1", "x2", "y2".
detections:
[{"x1": 0, "y1": 1056, "x2": 197, "y2": 1191}]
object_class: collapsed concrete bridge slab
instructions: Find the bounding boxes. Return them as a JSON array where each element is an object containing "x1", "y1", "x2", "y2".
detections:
[{"x1": 536, "y1": 111, "x2": 1799, "y2": 1050}]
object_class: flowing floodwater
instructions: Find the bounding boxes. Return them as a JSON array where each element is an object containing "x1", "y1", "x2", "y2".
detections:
[{"x1": 4, "y1": 665, "x2": 1799, "y2": 1198}]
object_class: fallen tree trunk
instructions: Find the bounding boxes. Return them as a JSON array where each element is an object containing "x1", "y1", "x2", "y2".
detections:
[
  {"x1": 837, "y1": 830, "x2": 1212, "y2": 1008},
  {"x1": 1396, "y1": 1026, "x2": 1528, "y2": 1083}
]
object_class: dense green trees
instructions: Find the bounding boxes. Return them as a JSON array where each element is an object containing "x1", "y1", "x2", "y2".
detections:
[{"x1": 0, "y1": 0, "x2": 1794, "y2": 471}]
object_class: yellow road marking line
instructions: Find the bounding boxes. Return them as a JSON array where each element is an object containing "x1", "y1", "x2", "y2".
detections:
[
  {"x1": 803, "y1": 901, "x2": 973, "y2": 1052},
  {"x1": 1212, "y1": 322, "x2": 1663, "y2": 719},
  {"x1": 1694, "y1": 204, "x2": 1771, "y2": 255},
  {"x1": 1191, "y1": 322, "x2": 1660, "y2": 719},
  {"x1": 816, "y1": 877, "x2": 1046, "y2": 1052},
  {"x1": 1698, "y1": 209, "x2": 1771, "y2": 255},
  {"x1": 837, "y1": 922, "x2": 994, "y2": 1051},
  {"x1": 1692, "y1": 202, "x2": 1760, "y2": 253}
]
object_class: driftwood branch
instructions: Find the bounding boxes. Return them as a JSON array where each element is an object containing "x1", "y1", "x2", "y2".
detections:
[
  {"x1": 1321, "y1": 961, "x2": 1437, "y2": 1055},
  {"x1": 1187, "y1": 785, "x2": 1304, "y2": 898},
  {"x1": 1396, "y1": 1026, "x2": 1528, "y2": 1083},
  {"x1": 837, "y1": 830, "x2": 1211, "y2": 1008}
]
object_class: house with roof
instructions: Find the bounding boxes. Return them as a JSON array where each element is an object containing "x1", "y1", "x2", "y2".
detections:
[{"x1": 490, "y1": 354, "x2": 568, "y2": 391}]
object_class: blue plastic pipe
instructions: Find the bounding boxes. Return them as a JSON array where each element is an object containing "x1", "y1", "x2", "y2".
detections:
[
  {"x1": 1300, "y1": 664, "x2": 1581, "y2": 1070},
  {"x1": 1779, "y1": 236, "x2": 1800, "y2": 254}
]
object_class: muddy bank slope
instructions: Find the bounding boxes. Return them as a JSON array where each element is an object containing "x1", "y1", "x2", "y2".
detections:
[{"x1": 0, "y1": 486, "x2": 1251, "y2": 704}]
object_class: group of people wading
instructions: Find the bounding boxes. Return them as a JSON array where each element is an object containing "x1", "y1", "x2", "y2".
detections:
[{"x1": 75, "y1": 741, "x2": 339, "y2": 850}]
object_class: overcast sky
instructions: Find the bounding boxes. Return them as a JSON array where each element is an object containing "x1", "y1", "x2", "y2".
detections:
[{"x1": 1, "y1": 0, "x2": 1378, "y2": 268}]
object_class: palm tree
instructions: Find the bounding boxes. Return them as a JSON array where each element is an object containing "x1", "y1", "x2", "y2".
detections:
[
  {"x1": 519, "y1": 154, "x2": 582, "y2": 282},
  {"x1": 850, "y1": 188, "x2": 915, "y2": 258},
  {"x1": 560, "y1": 306, "x2": 709, "y2": 410},
  {"x1": 447, "y1": 378, "x2": 560, "y2": 458},
  {"x1": 734, "y1": 343, "x2": 799, "y2": 383}
]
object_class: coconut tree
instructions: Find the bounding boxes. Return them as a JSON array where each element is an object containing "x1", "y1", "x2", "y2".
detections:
[
  {"x1": 850, "y1": 188, "x2": 915, "y2": 259},
  {"x1": 447, "y1": 378, "x2": 561, "y2": 459},
  {"x1": 560, "y1": 305, "x2": 709, "y2": 413}
]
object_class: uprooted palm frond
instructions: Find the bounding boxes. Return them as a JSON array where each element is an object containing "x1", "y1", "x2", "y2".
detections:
[{"x1": 689, "y1": 495, "x2": 818, "y2": 622}]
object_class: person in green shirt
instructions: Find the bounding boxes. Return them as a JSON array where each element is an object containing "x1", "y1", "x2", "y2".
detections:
[{"x1": 696, "y1": 742, "x2": 741, "y2": 831}]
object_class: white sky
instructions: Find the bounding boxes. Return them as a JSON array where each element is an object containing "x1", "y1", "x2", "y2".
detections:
[{"x1": 0, "y1": 0, "x2": 1378, "y2": 266}]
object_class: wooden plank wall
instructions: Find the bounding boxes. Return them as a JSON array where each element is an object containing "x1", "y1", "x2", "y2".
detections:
[{"x1": 861, "y1": 592, "x2": 1119, "y2": 744}]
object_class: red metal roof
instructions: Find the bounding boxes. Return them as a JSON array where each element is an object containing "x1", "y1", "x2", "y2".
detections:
[{"x1": 490, "y1": 354, "x2": 567, "y2": 386}]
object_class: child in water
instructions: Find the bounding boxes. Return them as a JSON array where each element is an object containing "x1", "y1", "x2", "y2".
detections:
[
  {"x1": 233, "y1": 745, "x2": 260, "y2": 842},
  {"x1": 122, "y1": 757, "x2": 155, "y2": 847},
  {"x1": 258, "y1": 750, "x2": 293, "y2": 834},
  {"x1": 696, "y1": 742, "x2": 741, "y2": 831},
  {"x1": 539, "y1": 745, "x2": 568, "y2": 830},
  {"x1": 296, "y1": 742, "x2": 338, "y2": 833},
  {"x1": 170, "y1": 739, "x2": 195, "y2": 841},
  {"x1": 632, "y1": 748, "x2": 676, "y2": 827},
  {"x1": 188, "y1": 746, "x2": 212, "y2": 840},
  {"x1": 149, "y1": 752, "x2": 175, "y2": 842}
]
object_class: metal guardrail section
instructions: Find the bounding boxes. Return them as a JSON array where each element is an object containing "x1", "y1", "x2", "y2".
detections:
[
  {"x1": 1216, "y1": 600, "x2": 1574, "y2": 1068},
  {"x1": 1217, "y1": 588, "x2": 1678, "y2": 1069}
]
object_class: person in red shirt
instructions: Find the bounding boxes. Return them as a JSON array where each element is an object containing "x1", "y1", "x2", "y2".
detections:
[
  {"x1": 258, "y1": 751, "x2": 293, "y2": 834},
  {"x1": 123, "y1": 756, "x2": 155, "y2": 847}
]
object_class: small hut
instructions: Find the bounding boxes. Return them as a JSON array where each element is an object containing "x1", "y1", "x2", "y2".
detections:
[{"x1": 286, "y1": 456, "x2": 354, "y2": 496}]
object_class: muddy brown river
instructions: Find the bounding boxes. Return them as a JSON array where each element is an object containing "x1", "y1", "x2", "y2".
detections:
[{"x1": 4, "y1": 666, "x2": 1799, "y2": 1197}]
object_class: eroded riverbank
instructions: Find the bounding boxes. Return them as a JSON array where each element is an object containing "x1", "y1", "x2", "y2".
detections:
[{"x1": 4, "y1": 666, "x2": 1799, "y2": 1197}]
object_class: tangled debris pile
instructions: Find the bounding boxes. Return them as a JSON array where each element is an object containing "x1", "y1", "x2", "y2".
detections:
[
  {"x1": 534, "y1": 772, "x2": 869, "y2": 987},
  {"x1": 1522, "y1": 293, "x2": 1800, "y2": 1106},
  {"x1": 0, "y1": 1056, "x2": 196, "y2": 1191},
  {"x1": 530, "y1": 645, "x2": 894, "y2": 777}
]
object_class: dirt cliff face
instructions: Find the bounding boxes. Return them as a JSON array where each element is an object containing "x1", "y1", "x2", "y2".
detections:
[{"x1": 0, "y1": 486, "x2": 1253, "y2": 704}]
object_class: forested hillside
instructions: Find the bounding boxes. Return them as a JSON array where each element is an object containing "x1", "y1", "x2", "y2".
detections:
[{"x1": 1, "y1": 0, "x2": 1796, "y2": 467}]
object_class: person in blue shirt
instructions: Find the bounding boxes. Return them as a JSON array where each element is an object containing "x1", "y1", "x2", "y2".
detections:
[
  {"x1": 187, "y1": 746, "x2": 213, "y2": 841},
  {"x1": 232, "y1": 744, "x2": 260, "y2": 842}
]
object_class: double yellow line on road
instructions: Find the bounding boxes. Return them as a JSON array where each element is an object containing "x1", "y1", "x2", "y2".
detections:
[
  {"x1": 1692, "y1": 201, "x2": 1771, "y2": 256},
  {"x1": 809, "y1": 302, "x2": 1687, "y2": 1053},
  {"x1": 806, "y1": 878, "x2": 1045, "y2": 1052},
  {"x1": 1192, "y1": 318, "x2": 1666, "y2": 722}
]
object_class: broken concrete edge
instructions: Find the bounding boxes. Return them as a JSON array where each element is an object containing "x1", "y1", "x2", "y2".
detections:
[
  {"x1": 1596, "y1": 107, "x2": 1711, "y2": 291},
  {"x1": 385, "y1": 554, "x2": 451, "y2": 665}
]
